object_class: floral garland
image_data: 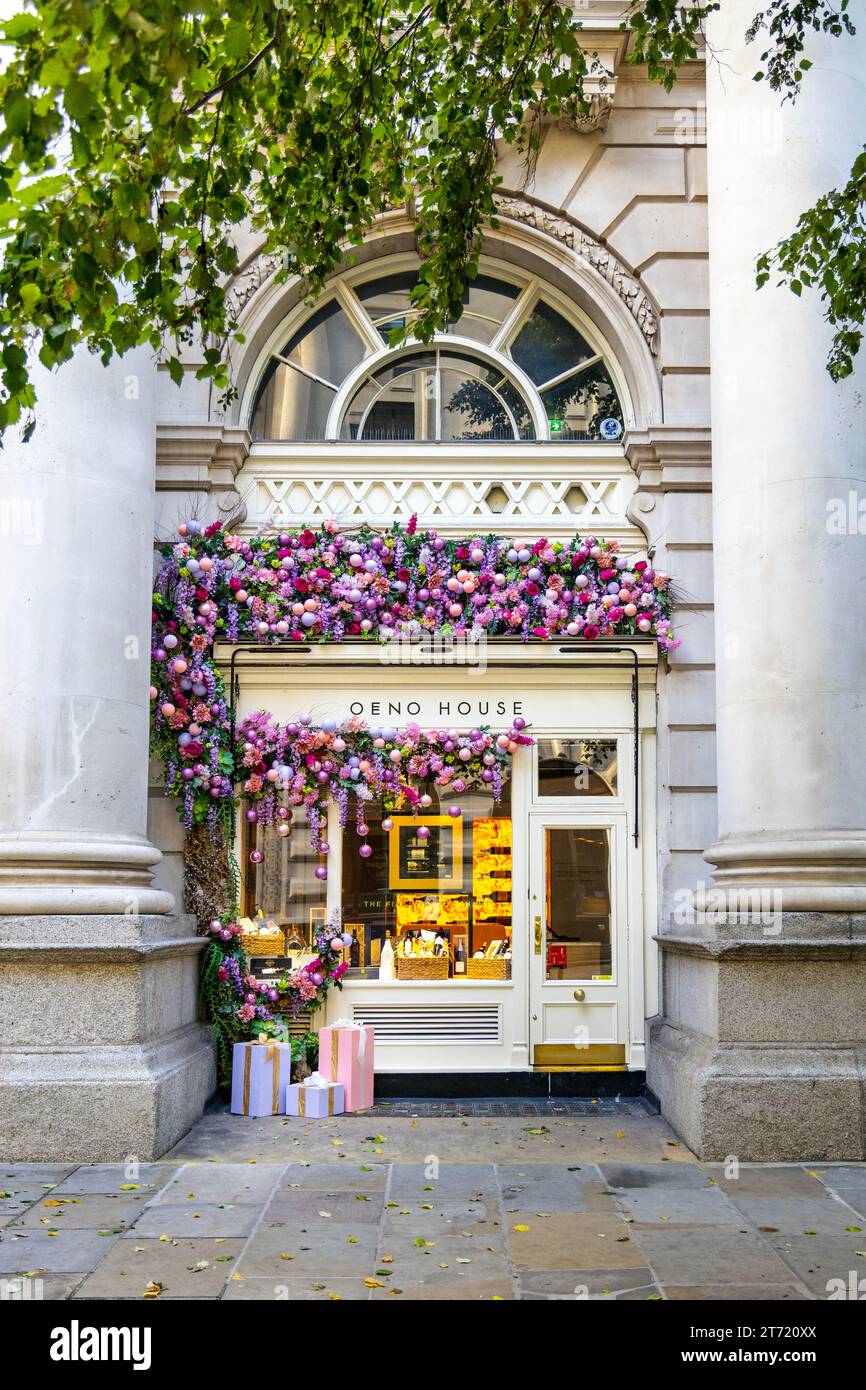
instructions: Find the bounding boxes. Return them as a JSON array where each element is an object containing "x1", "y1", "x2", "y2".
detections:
[
  {"x1": 151, "y1": 516, "x2": 677, "y2": 1046},
  {"x1": 236, "y1": 710, "x2": 530, "y2": 872},
  {"x1": 200, "y1": 913, "x2": 348, "y2": 1083},
  {"x1": 151, "y1": 516, "x2": 676, "y2": 832}
]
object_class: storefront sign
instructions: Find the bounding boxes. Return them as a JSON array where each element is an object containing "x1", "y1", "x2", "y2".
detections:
[{"x1": 348, "y1": 698, "x2": 526, "y2": 721}]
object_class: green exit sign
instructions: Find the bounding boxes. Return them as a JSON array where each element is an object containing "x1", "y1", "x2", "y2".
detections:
[{"x1": 549, "y1": 419, "x2": 563, "y2": 433}]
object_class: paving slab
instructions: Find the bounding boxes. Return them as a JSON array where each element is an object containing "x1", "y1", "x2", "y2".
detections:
[
  {"x1": 8, "y1": 1193, "x2": 151, "y2": 1231},
  {"x1": 497, "y1": 1163, "x2": 613, "y2": 1214},
  {"x1": 612, "y1": 1187, "x2": 745, "y2": 1228},
  {"x1": 264, "y1": 1189, "x2": 383, "y2": 1225},
  {"x1": 628, "y1": 1225, "x2": 794, "y2": 1287},
  {"x1": 599, "y1": 1162, "x2": 715, "y2": 1191},
  {"x1": 148, "y1": 1162, "x2": 287, "y2": 1207},
  {"x1": 370, "y1": 1277, "x2": 514, "y2": 1300},
  {"x1": 0, "y1": 1166, "x2": 77, "y2": 1187},
  {"x1": 387, "y1": 1163, "x2": 498, "y2": 1198},
  {"x1": 812, "y1": 1168, "x2": 866, "y2": 1219},
  {"x1": 235, "y1": 1220, "x2": 378, "y2": 1278},
  {"x1": 279, "y1": 1162, "x2": 389, "y2": 1191},
  {"x1": 0, "y1": 1273, "x2": 89, "y2": 1300},
  {"x1": 129, "y1": 1203, "x2": 264, "y2": 1239},
  {"x1": 705, "y1": 1165, "x2": 830, "y2": 1200},
  {"x1": 517, "y1": 1267, "x2": 660, "y2": 1299},
  {"x1": 222, "y1": 1274, "x2": 373, "y2": 1300},
  {"x1": 0, "y1": 1185, "x2": 68, "y2": 1227},
  {"x1": 507, "y1": 1210, "x2": 643, "y2": 1270},
  {"x1": 380, "y1": 1196, "x2": 501, "y2": 1239},
  {"x1": 73, "y1": 1237, "x2": 245, "y2": 1299},
  {"x1": 50, "y1": 1164, "x2": 174, "y2": 1196},
  {"x1": 0, "y1": 1225, "x2": 124, "y2": 1274},
  {"x1": 664, "y1": 1283, "x2": 815, "y2": 1301}
]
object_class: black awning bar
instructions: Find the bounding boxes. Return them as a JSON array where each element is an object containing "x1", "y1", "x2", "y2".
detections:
[{"x1": 227, "y1": 642, "x2": 648, "y2": 846}]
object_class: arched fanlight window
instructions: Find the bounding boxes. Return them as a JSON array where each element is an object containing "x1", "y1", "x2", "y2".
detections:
[{"x1": 250, "y1": 263, "x2": 624, "y2": 442}]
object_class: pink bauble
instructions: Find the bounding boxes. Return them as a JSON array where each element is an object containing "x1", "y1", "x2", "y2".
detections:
[
  {"x1": 638, "y1": 618, "x2": 652, "y2": 632},
  {"x1": 160, "y1": 703, "x2": 175, "y2": 718},
  {"x1": 276, "y1": 823, "x2": 290, "y2": 837},
  {"x1": 624, "y1": 603, "x2": 637, "y2": 617},
  {"x1": 381, "y1": 818, "x2": 393, "y2": 832}
]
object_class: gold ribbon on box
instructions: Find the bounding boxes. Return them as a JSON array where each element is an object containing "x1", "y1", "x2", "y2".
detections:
[
  {"x1": 329, "y1": 1030, "x2": 339, "y2": 1081},
  {"x1": 242, "y1": 1039, "x2": 284, "y2": 1115},
  {"x1": 297, "y1": 1084, "x2": 335, "y2": 1116}
]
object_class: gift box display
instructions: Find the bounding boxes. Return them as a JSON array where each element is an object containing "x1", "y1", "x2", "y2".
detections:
[
  {"x1": 285, "y1": 1073, "x2": 345, "y2": 1118},
  {"x1": 318, "y1": 1020, "x2": 375, "y2": 1111},
  {"x1": 230, "y1": 1038, "x2": 291, "y2": 1117}
]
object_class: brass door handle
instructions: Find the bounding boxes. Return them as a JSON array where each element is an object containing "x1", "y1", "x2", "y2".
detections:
[
  {"x1": 573, "y1": 988, "x2": 586, "y2": 1001},
  {"x1": 534, "y1": 916, "x2": 542, "y2": 954}
]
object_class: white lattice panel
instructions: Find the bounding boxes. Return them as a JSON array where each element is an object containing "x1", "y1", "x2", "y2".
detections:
[{"x1": 237, "y1": 449, "x2": 640, "y2": 539}]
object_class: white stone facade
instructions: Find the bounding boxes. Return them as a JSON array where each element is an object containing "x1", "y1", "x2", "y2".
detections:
[{"x1": 2, "y1": 3, "x2": 864, "y2": 1160}]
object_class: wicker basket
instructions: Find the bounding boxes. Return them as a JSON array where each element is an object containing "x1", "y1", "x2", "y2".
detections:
[
  {"x1": 396, "y1": 954, "x2": 450, "y2": 980},
  {"x1": 241, "y1": 928, "x2": 286, "y2": 958},
  {"x1": 467, "y1": 956, "x2": 512, "y2": 980}
]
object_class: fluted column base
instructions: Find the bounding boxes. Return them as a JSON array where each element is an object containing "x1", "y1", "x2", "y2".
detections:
[
  {"x1": 0, "y1": 833, "x2": 175, "y2": 915},
  {"x1": 703, "y1": 831, "x2": 866, "y2": 912}
]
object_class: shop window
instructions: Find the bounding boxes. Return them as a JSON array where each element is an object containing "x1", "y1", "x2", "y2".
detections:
[
  {"x1": 544, "y1": 827, "x2": 612, "y2": 980},
  {"x1": 341, "y1": 779, "x2": 512, "y2": 979},
  {"x1": 245, "y1": 818, "x2": 328, "y2": 948},
  {"x1": 537, "y1": 739, "x2": 618, "y2": 797}
]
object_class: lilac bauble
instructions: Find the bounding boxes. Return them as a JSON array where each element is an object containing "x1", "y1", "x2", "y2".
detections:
[
  {"x1": 448, "y1": 805, "x2": 461, "y2": 818},
  {"x1": 249, "y1": 850, "x2": 264, "y2": 864},
  {"x1": 319, "y1": 841, "x2": 331, "y2": 855},
  {"x1": 315, "y1": 865, "x2": 328, "y2": 881},
  {"x1": 359, "y1": 843, "x2": 373, "y2": 858},
  {"x1": 513, "y1": 716, "x2": 526, "y2": 731},
  {"x1": 245, "y1": 808, "x2": 258, "y2": 822},
  {"x1": 481, "y1": 768, "x2": 494, "y2": 782},
  {"x1": 267, "y1": 988, "x2": 279, "y2": 1002},
  {"x1": 416, "y1": 825, "x2": 431, "y2": 840},
  {"x1": 219, "y1": 929, "x2": 232, "y2": 942},
  {"x1": 311, "y1": 972, "x2": 324, "y2": 987}
]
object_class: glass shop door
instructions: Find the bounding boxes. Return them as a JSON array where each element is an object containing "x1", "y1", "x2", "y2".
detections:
[{"x1": 528, "y1": 814, "x2": 630, "y2": 1068}]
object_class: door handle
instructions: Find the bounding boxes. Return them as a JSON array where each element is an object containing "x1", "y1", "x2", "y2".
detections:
[{"x1": 534, "y1": 916, "x2": 542, "y2": 954}]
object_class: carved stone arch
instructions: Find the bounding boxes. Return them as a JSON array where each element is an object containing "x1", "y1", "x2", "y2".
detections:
[{"x1": 225, "y1": 197, "x2": 663, "y2": 433}]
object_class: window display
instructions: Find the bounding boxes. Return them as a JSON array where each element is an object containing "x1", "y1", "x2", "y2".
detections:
[{"x1": 341, "y1": 780, "x2": 512, "y2": 979}]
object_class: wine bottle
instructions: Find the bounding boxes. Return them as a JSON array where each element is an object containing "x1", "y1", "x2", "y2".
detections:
[
  {"x1": 380, "y1": 931, "x2": 395, "y2": 982},
  {"x1": 350, "y1": 929, "x2": 360, "y2": 967},
  {"x1": 454, "y1": 937, "x2": 467, "y2": 975}
]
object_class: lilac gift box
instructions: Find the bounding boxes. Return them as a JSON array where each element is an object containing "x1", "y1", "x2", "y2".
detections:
[
  {"x1": 230, "y1": 1040, "x2": 291, "y2": 1117},
  {"x1": 285, "y1": 1076, "x2": 345, "y2": 1118}
]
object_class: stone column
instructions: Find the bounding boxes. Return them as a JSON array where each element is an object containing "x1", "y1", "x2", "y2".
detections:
[
  {"x1": 648, "y1": 7, "x2": 866, "y2": 1159},
  {"x1": 0, "y1": 347, "x2": 214, "y2": 1160}
]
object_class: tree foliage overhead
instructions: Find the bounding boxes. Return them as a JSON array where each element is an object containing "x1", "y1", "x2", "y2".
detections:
[
  {"x1": 0, "y1": 0, "x2": 862, "y2": 440},
  {"x1": 0, "y1": 0, "x2": 606, "y2": 436}
]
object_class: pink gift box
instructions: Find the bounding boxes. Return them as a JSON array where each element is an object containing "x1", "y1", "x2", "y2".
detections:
[
  {"x1": 285, "y1": 1080, "x2": 345, "y2": 1118},
  {"x1": 230, "y1": 1040, "x2": 291, "y2": 1117},
  {"x1": 318, "y1": 1023, "x2": 375, "y2": 1111}
]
